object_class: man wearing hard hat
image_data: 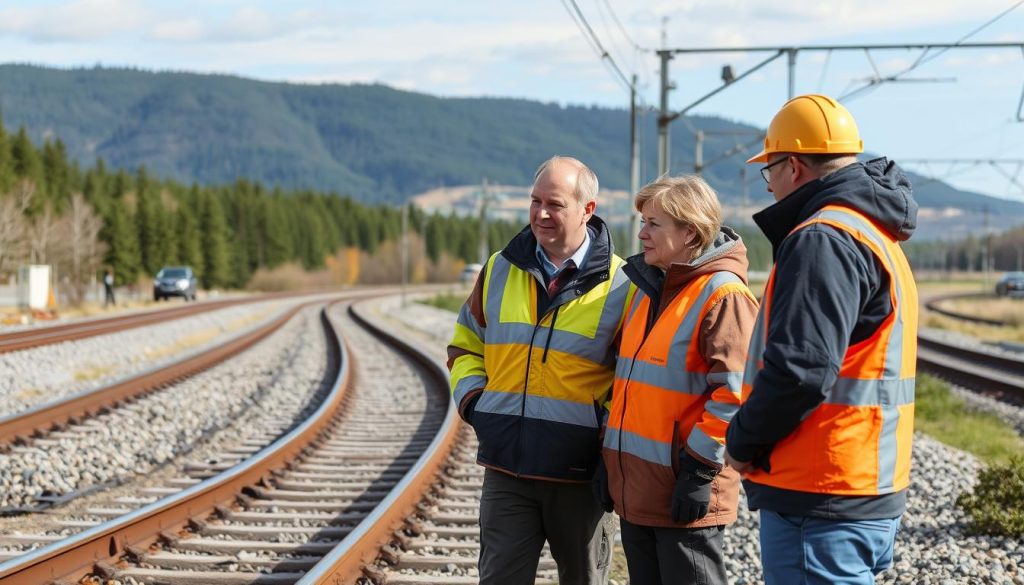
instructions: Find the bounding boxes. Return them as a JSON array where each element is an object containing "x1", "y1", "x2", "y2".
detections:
[{"x1": 725, "y1": 94, "x2": 919, "y2": 585}]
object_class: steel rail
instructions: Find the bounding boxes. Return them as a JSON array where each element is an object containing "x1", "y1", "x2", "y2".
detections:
[
  {"x1": 0, "y1": 290, "x2": 322, "y2": 354},
  {"x1": 296, "y1": 300, "x2": 460, "y2": 584},
  {"x1": 917, "y1": 335, "x2": 1024, "y2": 402},
  {"x1": 923, "y1": 292, "x2": 1010, "y2": 327},
  {"x1": 0, "y1": 300, "x2": 316, "y2": 447},
  {"x1": 0, "y1": 302, "x2": 351, "y2": 584}
]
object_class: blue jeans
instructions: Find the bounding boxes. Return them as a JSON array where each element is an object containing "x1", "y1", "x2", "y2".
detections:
[{"x1": 759, "y1": 510, "x2": 900, "y2": 585}]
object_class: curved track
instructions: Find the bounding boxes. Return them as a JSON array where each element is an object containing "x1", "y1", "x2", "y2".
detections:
[
  {"x1": 923, "y1": 292, "x2": 1012, "y2": 327},
  {"x1": 0, "y1": 297, "x2": 459, "y2": 585}
]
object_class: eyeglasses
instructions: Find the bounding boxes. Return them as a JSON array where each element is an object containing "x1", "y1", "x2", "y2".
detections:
[{"x1": 760, "y1": 157, "x2": 789, "y2": 183}]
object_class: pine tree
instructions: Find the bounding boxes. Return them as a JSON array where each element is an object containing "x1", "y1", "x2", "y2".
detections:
[
  {"x1": 136, "y1": 186, "x2": 163, "y2": 275},
  {"x1": 103, "y1": 199, "x2": 142, "y2": 285},
  {"x1": 199, "y1": 192, "x2": 230, "y2": 289},
  {"x1": 262, "y1": 197, "x2": 291, "y2": 268},
  {"x1": 41, "y1": 139, "x2": 70, "y2": 210},
  {"x1": 0, "y1": 119, "x2": 13, "y2": 193},
  {"x1": 176, "y1": 205, "x2": 204, "y2": 282}
]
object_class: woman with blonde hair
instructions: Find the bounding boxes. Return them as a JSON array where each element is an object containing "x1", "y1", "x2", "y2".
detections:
[{"x1": 594, "y1": 175, "x2": 758, "y2": 584}]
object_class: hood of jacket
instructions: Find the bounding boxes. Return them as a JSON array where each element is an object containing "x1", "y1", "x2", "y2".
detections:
[
  {"x1": 624, "y1": 225, "x2": 750, "y2": 317},
  {"x1": 754, "y1": 157, "x2": 918, "y2": 254}
]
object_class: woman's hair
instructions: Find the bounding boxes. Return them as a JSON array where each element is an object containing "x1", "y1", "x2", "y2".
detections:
[{"x1": 634, "y1": 174, "x2": 722, "y2": 257}]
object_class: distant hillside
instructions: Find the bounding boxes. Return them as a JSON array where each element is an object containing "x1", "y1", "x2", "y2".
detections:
[{"x1": 1, "y1": 63, "x2": 1022, "y2": 225}]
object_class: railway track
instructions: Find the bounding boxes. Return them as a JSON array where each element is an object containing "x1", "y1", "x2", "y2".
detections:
[
  {"x1": 923, "y1": 292, "x2": 1012, "y2": 327},
  {"x1": 917, "y1": 330, "x2": 1024, "y2": 405},
  {"x1": 0, "y1": 302, "x2": 310, "y2": 448},
  {"x1": 919, "y1": 291, "x2": 1024, "y2": 403},
  {"x1": 0, "y1": 297, "x2": 461, "y2": 585},
  {"x1": 0, "y1": 294, "x2": 306, "y2": 355},
  {"x1": 1, "y1": 287, "x2": 1015, "y2": 584}
]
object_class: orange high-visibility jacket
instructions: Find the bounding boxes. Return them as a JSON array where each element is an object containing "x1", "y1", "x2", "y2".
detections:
[
  {"x1": 743, "y1": 205, "x2": 918, "y2": 496},
  {"x1": 605, "y1": 266, "x2": 757, "y2": 527}
]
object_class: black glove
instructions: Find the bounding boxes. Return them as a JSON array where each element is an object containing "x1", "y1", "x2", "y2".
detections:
[
  {"x1": 462, "y1": 394, "x2": 481, "y2": 426},
  {"x1": 671, "y1": 454, "x2": 716, "y2": 524},
  {"x1": 592, "y1": 458, "x2": 614, "y2": 513}
]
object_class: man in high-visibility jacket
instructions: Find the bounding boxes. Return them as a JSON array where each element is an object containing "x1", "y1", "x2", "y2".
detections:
[
  {"x1": 725, "y1": 95, "x2": 919, "y2": 585},
  {"x1": 447, "y1": 156, "x2": 633, "y2": 585}
]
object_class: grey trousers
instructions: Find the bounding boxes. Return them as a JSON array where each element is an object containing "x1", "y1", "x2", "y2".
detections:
[
  {"x1": 478, "y1": 468, "x2": 613, "y2": 585},
  {"x1": 620, "y1": 518, "x2": 729, "y2": 585}
]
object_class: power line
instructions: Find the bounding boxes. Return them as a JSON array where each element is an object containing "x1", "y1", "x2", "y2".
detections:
[
  {"x1": 598, "y1": 0, "x2": 648, "y2": 53},
  {"x1": 560, "y1": 0, "x2": 633, "y2": 91},
  {"x1": 839, "y1": 0, "x2": 1024, "y2": 100},
  {"x1": 591, "y1": 0, "x2": 633, "y2": 78}
]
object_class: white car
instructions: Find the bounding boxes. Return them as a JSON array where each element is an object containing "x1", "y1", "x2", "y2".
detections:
[{"x1": 460, "y1": 263, "x2": 483, "y2": 285}]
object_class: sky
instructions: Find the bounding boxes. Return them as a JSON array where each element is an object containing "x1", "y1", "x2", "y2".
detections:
[{"x1": 0, "y1": 0, "x2": 1023, "y2": 200}]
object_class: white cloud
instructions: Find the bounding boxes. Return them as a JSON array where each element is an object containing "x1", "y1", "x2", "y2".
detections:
[{"x1": 0, "y1": 0, "x2": 150, "y2": 42}]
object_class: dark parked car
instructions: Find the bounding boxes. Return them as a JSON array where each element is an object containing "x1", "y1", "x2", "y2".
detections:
[
  {"x1": 995, "y1": 272, "x2": 1024, "y2": 297},
  {"x1": 154, "y1": 266, "x2": 198, "y2": 301}
]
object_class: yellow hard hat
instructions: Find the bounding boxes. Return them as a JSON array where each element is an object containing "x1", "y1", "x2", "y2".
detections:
[{"x1": 746, "y1": 94, "x2": 863, "y2": 163}]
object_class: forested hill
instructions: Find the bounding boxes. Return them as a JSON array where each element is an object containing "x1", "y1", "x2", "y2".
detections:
[{"x1": 0, "y1": 63, "x2": 1021, "y2": 218}]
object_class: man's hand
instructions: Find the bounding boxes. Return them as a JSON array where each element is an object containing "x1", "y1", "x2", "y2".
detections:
[
  {"x1": 725, "y1": 451, "x2": 753, "y2": 474},
  {"x1": 462, "y1": 394, "x2": 481, "y2": 426},
  {"x1": 592, "y1": 459, "x2": 614, "y2": 512}
]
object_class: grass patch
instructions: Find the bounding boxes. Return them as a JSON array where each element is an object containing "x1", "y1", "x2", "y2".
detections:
[
  {"x1": 933, "y1": 295, "x2": 1024, "y2": 327},
  {"x1": 418, "y1": 292, "x2": 466, "y2": 313},
  {"x1": 922, "y1": 313, "x2": 1024, "y2": 343},
  {"x1": 916, "y1": 374, "x2": 1024, "y2": 465},
  {"x1": 919, "y1": 374, "x2": 1024, "y2": 537}
]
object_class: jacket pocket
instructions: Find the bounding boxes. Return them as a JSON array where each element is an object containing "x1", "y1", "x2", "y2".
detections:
[{"x1": 670, "y1": 420, "x2": 682, "y2": 475}]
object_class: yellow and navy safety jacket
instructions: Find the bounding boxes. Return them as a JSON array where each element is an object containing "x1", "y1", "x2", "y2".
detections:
[
  {"x1": 447, "y1": 218, "x2": 635, "y2": 482},
  {"x1": 742, "y1": 204, "x2": 917, "y2": 497}
]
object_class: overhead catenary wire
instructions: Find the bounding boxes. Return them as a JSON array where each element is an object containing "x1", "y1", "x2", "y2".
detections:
[
  {"x1": 839, "y1": 0, "x2": 1024, "y2": 101},
  {"x1": 591, "y1": 0, "x2": 633, "y2": 76},
  {"x1": 560, "y1": 0, "x2": 634, "y2": 91},
  {"x1": 598, "y1": 0, "x2": 648, "y2": 53}
]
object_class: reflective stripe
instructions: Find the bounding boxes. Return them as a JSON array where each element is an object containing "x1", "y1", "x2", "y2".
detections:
[
  {"x1": 603, "y1": 427, "x2": 672, "y2": 466},
  {"x1": 524, "y1": 394, "x2": 599, "y2": 428},
  {"x1": 828, "y1": 377, "x2": 915, "y2": 406},
  {"x1": 810, "y1": 208, "x2": 907, "y2": 379},
  {"x1": 707, "y1": 371, "x2": 743, "y2": 391},
  {"x1": 453, "y1": 374, "x2": 485, "y2": 407},
  {"x1": 618, "y1": 272, "x2": 743, "y2": 388},
  {"x1": 484, "y1": 255, "x2": 514, "y2": 320},
  {"x1": 456, "y1": 302, "x2": 485, "y2": 341},
  {"x1": 476, "y1": 390, "x2": 599, "y2": 428},
  {"x1": 484, "y1": 256, "x2": 630, "y2": 363},
  {"x1": 614, "y1": 359, "x2": 707, "y2": 394},
  {"x1": 686, "y1": 425, "x2": 725, "y2": 465},
  {"x1": 475, "y1": 389, "x2": 521, "y2": 416},
  {"x1": 704, "y1": 398, "x2": 739, "y2": 422},
  {"x1": 877, "y1": 404, "x2": 900, "y2": 491}
]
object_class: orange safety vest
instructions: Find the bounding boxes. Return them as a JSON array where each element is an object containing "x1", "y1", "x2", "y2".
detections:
[
  {"x1": 743, "y1": 205, "x2": 918, "y2": 496},
  {"x1": 606, "y1": 271, "x2": 752, "y2": 472}
]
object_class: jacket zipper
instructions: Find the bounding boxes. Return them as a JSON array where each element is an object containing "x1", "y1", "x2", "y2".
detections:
[
  {"x1": 516, "y1": 320, "x2": 542, "y2": 477},
  {"x1": 541, "y1": 305, "x2": 560, "y2": 363}
]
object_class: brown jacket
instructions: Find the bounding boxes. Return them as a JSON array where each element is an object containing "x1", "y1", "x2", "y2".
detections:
[{"x1": 604, "y1": 227, "x2": 759, "y2": 528}]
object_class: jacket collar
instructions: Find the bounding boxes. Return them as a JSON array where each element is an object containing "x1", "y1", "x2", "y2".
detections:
[
  {"x1": 502, "y1": 215, "x2": 613, "y2": 281},
  {"x1": 753, "y1": 158, "x2": 918, "y2": 257},
  {"x1": 624, "y1": 226, "x2": 750, "y2": 320}
]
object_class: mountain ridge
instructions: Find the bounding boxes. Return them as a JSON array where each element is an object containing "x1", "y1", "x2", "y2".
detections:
[{"x1": 0, "y1": 63, "x2": 1020, "y2": 229}]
